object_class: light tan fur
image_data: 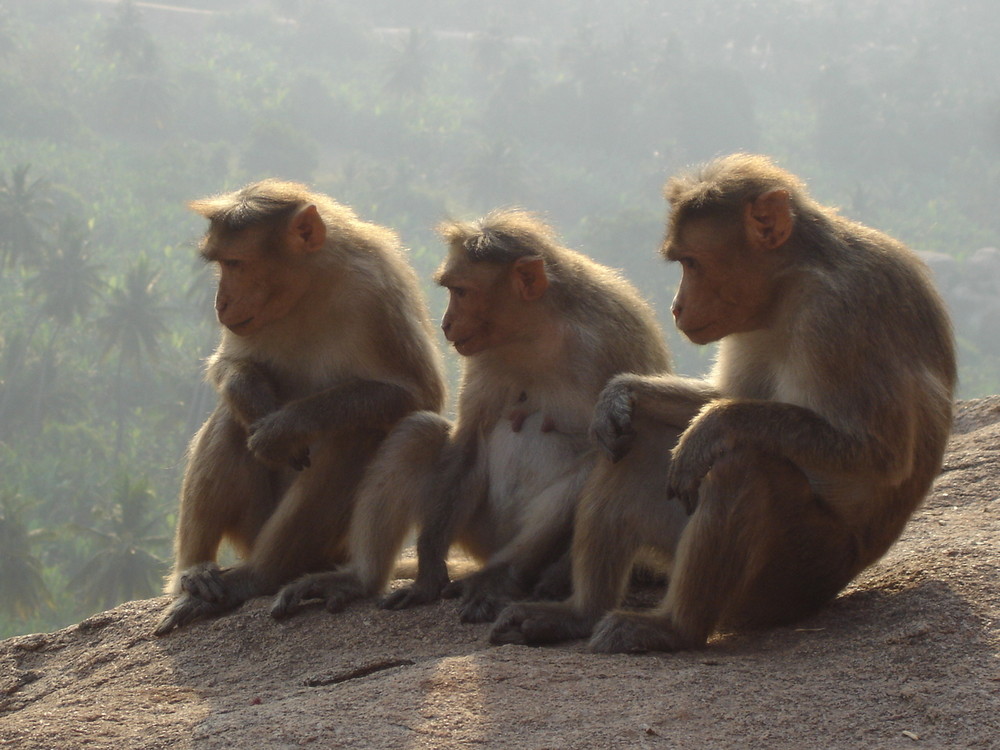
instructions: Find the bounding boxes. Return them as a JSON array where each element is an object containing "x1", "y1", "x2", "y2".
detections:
[
  {"x1": 271, "y1": 209, "x2": 672, "y2": 623},
  {"x1": 491, "y1": 154, "x2": 956, "y2": 653},
  {"x1": 155, "y1": 180, "x2": 444, "y2": 635}
]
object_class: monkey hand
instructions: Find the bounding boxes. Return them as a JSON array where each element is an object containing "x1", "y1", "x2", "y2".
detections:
[
  {"x1": 591, "y1": 381, "x2": 636, "y2": 462},
  {"x1": 247, "y1": 411, "x2": 312, "y2": 470},
  {"x1": 667, "y1": 411, "x2": 727, "y2": 514},
  {"x1": 154, "y1": 592, "x2": 236, "y2": 636},
  {"x1": 179, "y1": 561, "x2": 230, "y2": 603}
]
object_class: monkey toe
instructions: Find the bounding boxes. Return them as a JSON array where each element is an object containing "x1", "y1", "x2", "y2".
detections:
[
  {"x1": 489, "y1": 603, "x2": 593, "y2": 646},
  {"x1": 459, "y1": 596, "x2": 505, "y2": 624},
  {"x1": 269, "y1": 589, "x2": 303, "y2": 619},
  {"x1": 589, "y1": 612, "x2": 694, "y2": 654}
]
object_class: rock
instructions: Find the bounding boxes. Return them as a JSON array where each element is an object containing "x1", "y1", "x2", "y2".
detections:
[{"x1": 2, "y1": 399, "x2": 999, "y2": 749}]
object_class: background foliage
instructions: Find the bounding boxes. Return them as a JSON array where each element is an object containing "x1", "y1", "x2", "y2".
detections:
[{"x1": 1, "y1": 0, "x2": 998, "y2": 637}]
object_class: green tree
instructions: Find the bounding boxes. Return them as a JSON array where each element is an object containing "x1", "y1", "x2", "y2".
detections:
[
  {"x1": 97, "y1": 255, "x2": 169, "y2": 461},
  {"x1": 0, "y1": 492, "x2": 53, "y2": 620},
  {"x1": 0, "y1": 164, "x2": 52, "y2": 271},
  {"x1": 69, "y1": 475, "x2": 168, "y2": 613},
  {"x1": 27, "y1": 216, "x2": 105, "y2": 331},
  {"x1": 383, "y1": 28, "x2": 431, "y2": 100},
  {"x1": 100, "y1": 0, "x2": 159, "y2": 74}
]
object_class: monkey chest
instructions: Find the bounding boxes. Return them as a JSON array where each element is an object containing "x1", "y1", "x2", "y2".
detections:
[{"x1": 483, "y1": 412, "x2": 588, "y2": 516}]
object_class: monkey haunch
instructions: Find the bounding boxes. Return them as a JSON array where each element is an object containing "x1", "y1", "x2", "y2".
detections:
[
  {"x1": 491, "y1": 153, "x2": 957, "y2": 653},
  {"x1": 155, "y1": 180, "x2": 445, "y2": 635},
  {"x1": 271, "y1": 209, "x2": 672, "y2": 623}
]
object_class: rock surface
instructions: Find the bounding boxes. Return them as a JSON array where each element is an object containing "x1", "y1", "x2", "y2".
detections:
[{"x1": 2, "y1": 398, "x2": 998, "y2": 749}]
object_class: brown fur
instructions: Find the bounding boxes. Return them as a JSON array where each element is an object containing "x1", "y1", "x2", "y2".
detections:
[
  {"x1": 155, "y1": 180, "x2": 445, "y2": 635},
  {"x1": 271, "y1": 209, "x2": 672, "y2": 623},
  {"x1": 491, "y1": 154, "x2": 956, "y2": 652}
]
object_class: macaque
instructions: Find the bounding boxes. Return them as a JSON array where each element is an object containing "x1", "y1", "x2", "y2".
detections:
[
  {"x1": 271, "y1": 209, "x2": 672, "y2": 623},
  {"x1": 155, "y1": 179, "x2": 445, "y2": 635},
  {"x1": 491, "y1": 153, "x2": 956, "y2": 652}
]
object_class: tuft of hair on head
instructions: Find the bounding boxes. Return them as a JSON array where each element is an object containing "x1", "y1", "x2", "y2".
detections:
[
  {"x1": 188, "y1": 179, "x2": 314, "y2": 233},
  {"x1": 436, "y1": 209, "x2": 559, "y2": 265},
  {"x1": 664, "y1": 153, "x2": 812, "y2": 224}
]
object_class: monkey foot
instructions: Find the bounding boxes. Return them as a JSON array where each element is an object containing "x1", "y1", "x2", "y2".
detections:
[
  {"x1": 588, "y1": 610, "x2": 699, "y2": 654},
  {"x1": 270, "y1": 571, "x2": 365, "y2": 618},
  {"x1": 444, "y1": 568, "x2": 524, "y2": 623},
  {"x1": 489, "y1": 602, "x2": 596, "y2": 646}
]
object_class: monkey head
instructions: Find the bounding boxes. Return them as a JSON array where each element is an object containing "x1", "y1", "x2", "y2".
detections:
[
  {"x1": 664, "y1": 190, "x2": 794, "y2": 345},
  {"x1": 199, "y1": 204, "x2": 327, "y2": 337},
  {"x1": 435, "y1": 252, "x2": 549, "y2": 357}
]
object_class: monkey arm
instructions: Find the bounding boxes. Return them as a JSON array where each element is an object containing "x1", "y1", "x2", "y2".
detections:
[
  {"x1": 210, "y1": 357, "x2": 281, "y2": 430},
  {"x1": 593, "y1": 373, "x2": 718, "y2": 462},
  {"x1": 246, "y1": 379, "x2": 419, "y2": 470},
  {"x1": 667, "y1": 399, "x2": 908, "y2": 513}
]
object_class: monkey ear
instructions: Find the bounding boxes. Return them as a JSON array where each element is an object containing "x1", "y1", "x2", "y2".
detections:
[
  {"x1": 512, "y1": 257, "x2": 549, "y2": 301},
  {"x1": 288, "y1": 204, "x2": 327, "y2": 254},
  {"x1": 746, "y1": 190, "x2": 793, "y2": 251}
]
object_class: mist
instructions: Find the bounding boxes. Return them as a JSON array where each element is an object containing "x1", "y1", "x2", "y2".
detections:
[{"x1": 0, "y1": 0, "x2": 997, "y2": 636}]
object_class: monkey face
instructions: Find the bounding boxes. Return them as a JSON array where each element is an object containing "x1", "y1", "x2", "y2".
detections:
[
  {"x1": 666, "y1": 218, "x2": 783, "y2": 345},
  {"x1": 437, "y1": 256, "x2": 546, "y2": 356},
  {"x1": 207, "y1": 226, "x2": 318, "y2": 337}
]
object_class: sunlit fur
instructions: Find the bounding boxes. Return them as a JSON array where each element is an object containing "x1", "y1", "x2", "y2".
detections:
[
  {"x1": 156, "y1": 180, "x2": 444, "y2": 634},
  {"x1": 490, "y1": 154, "x2": 956, "y2": 653},
  {"x1": 271, "y1": 209, "x2": 673, "y2": 624}
]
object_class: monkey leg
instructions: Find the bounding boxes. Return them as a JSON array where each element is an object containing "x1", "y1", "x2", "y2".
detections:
[
  {"x1": 448, "y1": 462, "x2": 583, "y2": 624},
  {"x1": 531, "y1": 549, "x2": 573, "y2": 601},
  {"x1": 490, "y1": 422, "x2": 685, "y2": 645},
  {"x1": 165, "y1": 409, "x2": 277, "y2": 595},
  {"x1": 272, "y1": 412, "x2": 450, "y2": 619},
  {"x1": 589, "y1": 447, "x2": 859, "y2": 654}
]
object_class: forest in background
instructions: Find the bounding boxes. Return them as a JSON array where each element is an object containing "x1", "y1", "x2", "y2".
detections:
[{"x1": 1, "y1": 0, "x2": 998, "y2": 637}]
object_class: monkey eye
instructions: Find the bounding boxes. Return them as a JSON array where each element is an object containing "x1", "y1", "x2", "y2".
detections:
[
  {"x1": 449, "y1": 286, "x2": 467, "y2": 299},
  {"x1": 677, "y1": 257, "x2": 697, "y2": 270},
  {"x1": 220, "y1": 259, "x2": 243, "y2": 270}
]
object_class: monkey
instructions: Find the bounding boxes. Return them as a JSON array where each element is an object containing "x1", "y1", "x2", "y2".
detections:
[
  {"x1": 154, "y1": 179, "x2": 445, "y2": 635},
  {"x1": 490, "y1": 153, "x2": 957, "y2": 653},
  {"x1": 270, "y1": 209, "x2": 673, "y2": 624}
]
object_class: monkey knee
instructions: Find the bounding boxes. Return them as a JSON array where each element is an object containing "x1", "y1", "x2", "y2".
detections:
[{"x1": 702, "y1": 448, "x2": 811, "y2": 509}]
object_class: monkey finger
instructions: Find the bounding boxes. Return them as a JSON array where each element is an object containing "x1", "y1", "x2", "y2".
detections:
[
  {"x1": 381, "y1": 583, "x2": 440, "y2": 610},
  {"x1": 595, "y1": 427, "x2": 635, "y2": 463},
  {"x1": 154, "y1": 595, "x2": 218, "y2": 636},
  {"x1": 180, "y1": 562, "x2": 226, "y2": 603},
  {"x1": 269, "y1": 585, "x2": 306, "y2": 619},
  {"x1": 441, "y1": 579, "x2": 466, "y2": 599}
]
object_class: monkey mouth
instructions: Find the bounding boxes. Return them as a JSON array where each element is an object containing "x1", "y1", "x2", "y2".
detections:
[
  {"x1": 680, "y1": 324, "x2": 717, "y2": 344},
  {"x1": 226, "y1": 317, "x2": 255, "y2": 333}
]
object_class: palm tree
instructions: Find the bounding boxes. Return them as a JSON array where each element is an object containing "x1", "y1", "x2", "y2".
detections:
[
  {"x1": 21, "y1": 216, "x2": 106, "y2": 423},
  {"x1": 0, "y1": 492, "x2": 53, "y2": 620},
  {"x1": 0, "y1": 164, "x2": 52, "y2": 271},
  {"x1": 100, "y1": 0, "x2": 159, "y2": 75},
  {"x1": 97, "y1": 255, "x2": 169, "y2": 461},
  {"x1": 27, "y1": 215, "x2": 105, "y2": 331},
  {"x1": 69, "y1": 474, "x2": 168, "y2": 613},
  {"x1": 383, "y1": 28, "x2": 431, "y2": 101}
]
